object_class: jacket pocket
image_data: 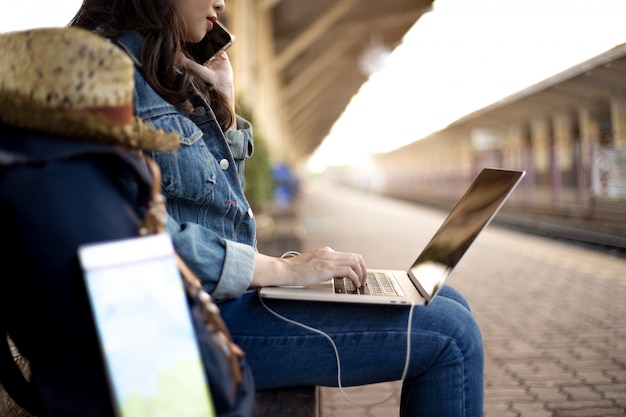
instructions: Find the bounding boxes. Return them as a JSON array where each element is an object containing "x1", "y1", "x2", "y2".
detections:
[{"x1": 145, "y1": 112, "x2": 217, "y2": 201}]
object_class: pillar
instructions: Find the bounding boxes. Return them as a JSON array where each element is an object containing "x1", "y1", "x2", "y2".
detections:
[{"x1": 610, "y1": 94, "x2": 626, "y2": 148}]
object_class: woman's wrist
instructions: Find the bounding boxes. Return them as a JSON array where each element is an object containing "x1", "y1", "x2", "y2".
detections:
[{"x1": 250, "y1": 253, "x2": 290, "y2": 288}]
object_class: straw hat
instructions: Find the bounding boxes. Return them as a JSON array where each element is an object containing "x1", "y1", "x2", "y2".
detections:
[{"x1": 0, "y1": 27, "x2": 179, "y2": 152}]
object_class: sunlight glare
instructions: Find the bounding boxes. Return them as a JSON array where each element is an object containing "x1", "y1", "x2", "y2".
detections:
[{"x1": 308, "y1": 0, "x2": 626, "y2": 173}]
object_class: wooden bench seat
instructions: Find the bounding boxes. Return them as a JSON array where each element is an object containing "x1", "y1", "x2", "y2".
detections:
[
  {"x1": 254, "y1": 386, "x2": 319, "y2": 417},
  {"x1": 3, "y1": 375, "x2": 321, "y2": 417}
]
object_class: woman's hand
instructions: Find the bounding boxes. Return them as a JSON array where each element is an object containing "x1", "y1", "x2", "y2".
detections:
[
  {"x1": 251, "y1": 247, "x2": 367, "y2": 289},
  {"x1": 182, "y1": 52, "x2": 236, "y2": 120}
]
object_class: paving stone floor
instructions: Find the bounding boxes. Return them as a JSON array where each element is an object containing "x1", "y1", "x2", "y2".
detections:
[{"x1": 294, "y1": 183, "x2": 626, "y2": 417}]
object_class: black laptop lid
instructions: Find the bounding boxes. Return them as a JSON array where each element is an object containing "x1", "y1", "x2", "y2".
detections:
[{"x1": 408, "y1": 168, "x2": 525, "y2": 302}]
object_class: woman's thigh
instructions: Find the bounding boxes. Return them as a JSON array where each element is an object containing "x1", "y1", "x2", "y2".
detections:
[{"x1": 218, "y1": 286, "x2": 480, "y2": 390}]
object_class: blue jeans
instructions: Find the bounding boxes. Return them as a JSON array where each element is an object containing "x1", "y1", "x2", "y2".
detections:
[{"x1": 219, "y1": 285, "x2": 484, "y2": 417}]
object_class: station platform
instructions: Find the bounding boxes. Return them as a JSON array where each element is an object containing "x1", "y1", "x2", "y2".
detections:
[{"x1": 259, "y1": 181, "x2": 626, "y2": 417}]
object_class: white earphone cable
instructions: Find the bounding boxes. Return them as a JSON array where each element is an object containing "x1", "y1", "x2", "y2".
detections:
[{"x1": 258, "y1": 255, "x2": 416, "y2": 407}]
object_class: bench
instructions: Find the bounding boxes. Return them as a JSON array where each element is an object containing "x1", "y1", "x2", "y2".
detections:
[
  {"x1": 2, "y1": 351, "x2": 321, "y2": 417},
  {"x1": 254, "y1": 386, "x2": 319, "y2": 417},
  {"x1": 1, "y1": 383, "x2": 321, "y2": 417},
  {"x1": 2, "y1": 385, "x2": 321, "y2": 417}
]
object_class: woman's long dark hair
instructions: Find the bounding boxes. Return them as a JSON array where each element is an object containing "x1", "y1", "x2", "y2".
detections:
[{"x1": 69, "y1": 0, "x2": 234, "y2": 131}]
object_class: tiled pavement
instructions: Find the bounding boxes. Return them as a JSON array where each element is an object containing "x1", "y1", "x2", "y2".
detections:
[{"x1": 289, "y1": 182, "x2": 626, "y2": 417}]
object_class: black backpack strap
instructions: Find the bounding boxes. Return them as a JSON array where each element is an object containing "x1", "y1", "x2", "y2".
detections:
[{"x1": 0, "y1": 161, "x2": 43, "y2": 415}]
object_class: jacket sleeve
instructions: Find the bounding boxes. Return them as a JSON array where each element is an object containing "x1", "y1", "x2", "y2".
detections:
[{"x1": 165, "y1": 212, "x2": 256, "y2": 301}]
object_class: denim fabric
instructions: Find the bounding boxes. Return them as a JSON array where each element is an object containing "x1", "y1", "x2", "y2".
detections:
[
  {"x1": 118, "y1": 33, "x2": 256, "y2": 301},
  {"x1": 116, "y1": 33, "x2": 484, "y2": 416},
  {"x1": 220, "y1": 286, "x2": 484, "y2": 417}
]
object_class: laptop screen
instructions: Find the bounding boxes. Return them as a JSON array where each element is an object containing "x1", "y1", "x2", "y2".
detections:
[{"x1": 408, "y1": 168, "x2": 525, "y2": 302}]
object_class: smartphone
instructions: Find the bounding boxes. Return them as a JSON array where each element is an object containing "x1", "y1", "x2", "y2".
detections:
[{"x1": 186, "y1": 20, "x2": 235, "y2": 64}]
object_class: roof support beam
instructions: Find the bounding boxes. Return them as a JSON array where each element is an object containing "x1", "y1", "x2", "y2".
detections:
[
  {"x1": 275, "y1": 0, "x2": 358, "y2": 71},
  {"x1": 283, "y1": 32, "x2": 360, "y2": 102},
  {"x1": 259, "y1": 0, "x2": 283, "y2": 12}
]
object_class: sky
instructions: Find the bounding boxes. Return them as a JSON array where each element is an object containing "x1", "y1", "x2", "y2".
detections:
[
  {"x1": 3, "y1": 0, "x2": 626, "y2": 172},
  {"x1": 0, "y1": 1, "x2": 82, "y2": 32}
]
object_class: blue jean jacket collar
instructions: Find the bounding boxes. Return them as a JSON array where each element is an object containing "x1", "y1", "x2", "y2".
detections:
[{"x1": 116, "y1": 32, "x2": 144, "y2": 67}]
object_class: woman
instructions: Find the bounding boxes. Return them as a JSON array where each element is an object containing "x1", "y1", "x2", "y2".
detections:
[{"x1": 70, "y1": 1, "x2": 484, "y2": 415}]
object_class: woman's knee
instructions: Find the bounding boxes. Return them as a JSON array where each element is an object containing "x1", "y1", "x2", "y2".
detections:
[
  {"x1": 435, "y1": 285, "x2": 471, "y2": 311},
  {"x1": 420, "y1": 295, "x2": 483, "y2": 358}
]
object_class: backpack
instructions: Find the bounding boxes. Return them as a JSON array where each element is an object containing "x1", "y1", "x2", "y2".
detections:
[{"x1": 0, "y1": 131, "x2": 256, "y2": 417}]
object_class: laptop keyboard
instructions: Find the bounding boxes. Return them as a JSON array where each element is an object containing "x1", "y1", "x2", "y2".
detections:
[{"x1": 333, "y1": 272, "x2": 398, "y2": 296}]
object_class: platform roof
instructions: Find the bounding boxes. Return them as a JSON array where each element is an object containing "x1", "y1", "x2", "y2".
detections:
[
  {"x1": 448, "y1": 42, "x2": 626, "y2": 131},
  {"x1": 264, "y1": 0, "x2": 435, "y2": 161}
]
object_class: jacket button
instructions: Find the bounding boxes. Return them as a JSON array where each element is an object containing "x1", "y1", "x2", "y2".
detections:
[{"x1": 219, "y1": 159, "x2": 229, "y2": 170}]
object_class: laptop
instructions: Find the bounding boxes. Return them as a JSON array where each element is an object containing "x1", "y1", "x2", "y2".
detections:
[{"x1": 259, "y1": 168, "x2": 525, "y2": 306}]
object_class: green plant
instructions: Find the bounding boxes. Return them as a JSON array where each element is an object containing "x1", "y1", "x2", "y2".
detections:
[{"x1": 238, "y1": 101, "x2": 275, "y2": 212}]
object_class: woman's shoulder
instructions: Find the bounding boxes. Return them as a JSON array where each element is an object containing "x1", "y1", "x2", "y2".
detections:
[
  {"x1": 115, "y1": 32, "x2": 204, "y2": 146},
  {"x1": 131, "y1": 73, "x2": 203, "y2": 146},
  {"x1": 115, "y1": 32, "x2": 143, "y2": 65}
]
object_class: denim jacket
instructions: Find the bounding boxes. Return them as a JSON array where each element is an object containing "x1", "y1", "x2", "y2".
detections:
[{"x1": 118, "y1": 33, "x2": 257, "y2": 301}]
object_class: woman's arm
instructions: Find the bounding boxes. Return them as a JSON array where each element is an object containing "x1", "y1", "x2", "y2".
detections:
[
  {"x1": 167, "y1": 214, "x2": 366, "y2": 300},
  {"x1": 178, "y1": 53, "x2": 367, "y2": 295},
  {"x1": 165, "y1": 212, "x2": 256, "y2": 301}
]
